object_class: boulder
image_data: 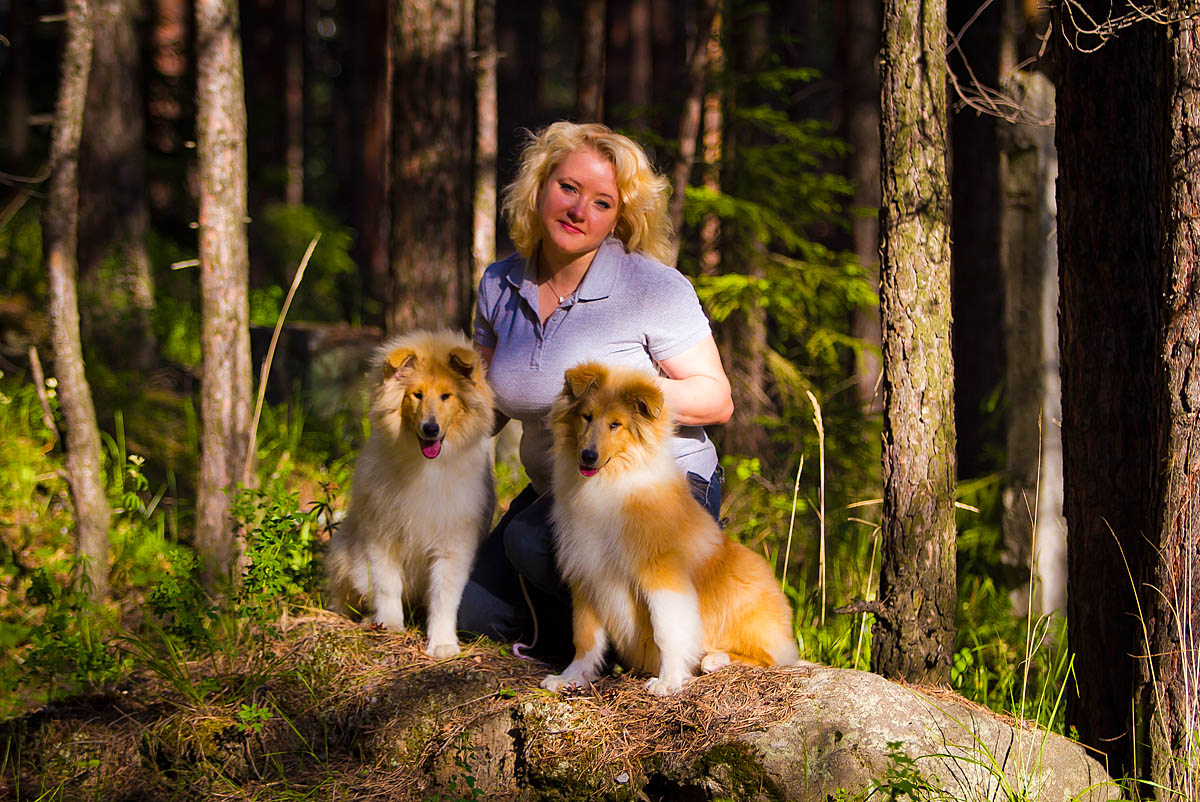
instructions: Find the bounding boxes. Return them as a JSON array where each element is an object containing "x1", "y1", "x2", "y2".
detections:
[{"x1": 0, "y1": 621, "x2": 1119, "y2": 801}]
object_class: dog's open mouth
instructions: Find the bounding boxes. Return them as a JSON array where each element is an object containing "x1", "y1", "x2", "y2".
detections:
[{"x1": 420, "y1": 438, "x2": 443, "y2": 459}]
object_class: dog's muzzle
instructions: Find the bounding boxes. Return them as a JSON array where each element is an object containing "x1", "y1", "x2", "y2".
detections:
[
  {"x1": 579, "y1": 446, "x2": 599, "y2": 477},
  {"x1": 420, "y1": 421, "x2": 443, "y2": 459}
]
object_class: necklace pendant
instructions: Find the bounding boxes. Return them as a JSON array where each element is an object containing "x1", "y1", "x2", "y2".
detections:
[{"x1": 559, "y1": 295, "x2": 566, "y2": 304}]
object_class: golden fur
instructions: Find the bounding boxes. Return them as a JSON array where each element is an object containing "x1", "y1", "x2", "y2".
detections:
[
  {"x1": 327, "y1": 329, "x2": 495, "y2": 658},
  {"x1": 542, "y1": 362, "x2": 799, "y2": 695}
]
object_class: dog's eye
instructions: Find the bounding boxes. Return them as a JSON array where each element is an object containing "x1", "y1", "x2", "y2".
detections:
[
  {"x1": 609, "y1": 421, "x2": 621, "y2": 430},
  {"x1": 441, "y1": 393, "x2": 451, "y2": 401},
  {"x1": 582, "y1": 413, "x2": 593, "y2": 423},
  {"x1": 412, "y1": 391, "x2": 423, "y2": 400}
]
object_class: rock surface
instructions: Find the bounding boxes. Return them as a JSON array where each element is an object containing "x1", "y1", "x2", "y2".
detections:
[{"x1": 1, "y1": 623, "x2": 1118, "y2": 801}]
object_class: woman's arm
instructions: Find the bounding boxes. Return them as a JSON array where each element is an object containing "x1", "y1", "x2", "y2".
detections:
[{"x1": 656, "y1": 336, "x2": 734, "y2": 426}]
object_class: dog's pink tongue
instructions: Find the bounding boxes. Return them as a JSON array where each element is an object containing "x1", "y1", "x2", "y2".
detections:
[
  {"x1": 579, "y1": 466, "x2": 598, "y2": 477},
  {"x1": 421, "y1": 440, "x2": 442, "y2": 459}
]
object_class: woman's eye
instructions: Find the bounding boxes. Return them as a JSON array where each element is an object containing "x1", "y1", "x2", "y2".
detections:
[
  {"x1": 560, "y1": 182, "x2": 576, "y2": 193},
  {"x1": 595, "y1": 200, "x2": 611, "y2": 210}
]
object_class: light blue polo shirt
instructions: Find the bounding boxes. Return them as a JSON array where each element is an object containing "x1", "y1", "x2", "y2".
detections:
[{"x1": 474, "y1": 237, "x2": 719, "y2": 494}]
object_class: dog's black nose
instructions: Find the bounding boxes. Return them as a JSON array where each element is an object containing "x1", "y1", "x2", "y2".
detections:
[
  {"x1": 580, "y1": 447, "x2": 598, "y2": 466},
  {"x1": 421, "y1": 421, "x2": 440, "y2": 439}
]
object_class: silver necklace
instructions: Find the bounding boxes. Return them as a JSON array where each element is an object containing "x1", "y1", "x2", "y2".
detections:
[{"x1": 543, "y1": 271, "x2": 572, "y2": 304}]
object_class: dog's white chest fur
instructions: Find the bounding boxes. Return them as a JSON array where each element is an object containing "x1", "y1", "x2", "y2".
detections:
[
  {"x1": 328, "y1": 433, "x2": 493, "y2": 658},
  {"x1": 552, "y1": 457, "x2": 676, "y2": 648}
]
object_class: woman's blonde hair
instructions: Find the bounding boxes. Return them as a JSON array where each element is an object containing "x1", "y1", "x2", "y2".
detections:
[{"x1": 502, "y1": 121, "x2": 674, "y2": 264}]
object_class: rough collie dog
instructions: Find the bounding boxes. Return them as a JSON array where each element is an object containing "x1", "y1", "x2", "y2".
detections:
[
  {"x1": 327, "y1": 330, "x2": 495, "y2": 658},
  {"x1": 542, "y1": 362, "x2": 799, "y2": 695}
]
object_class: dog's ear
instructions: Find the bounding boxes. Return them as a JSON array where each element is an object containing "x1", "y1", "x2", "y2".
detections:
[
  {"x1": 563, "y1": 363, "x2": 604, "y2": 400},
  {"x1": 447, "y1": 347, "x2": 478, "y2": 380},
  {"x1": 623, "y1": 378, "x2": 664, "y2": 421},
  {"x1": 385, "y1": 348, "x2": 418, "y2": 382}
]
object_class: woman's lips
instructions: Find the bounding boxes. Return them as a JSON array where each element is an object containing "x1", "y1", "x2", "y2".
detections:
[{"x1": 559, "y1": 221, "x2": 583, "y2": 234}]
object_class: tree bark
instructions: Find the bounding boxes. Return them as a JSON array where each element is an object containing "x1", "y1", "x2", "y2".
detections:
[
  {"x1": 284, "y1": 0, "x2": 304, "y2": 206},
  {"x1": 1144, "y1": 9, "x2": 1200, "y2": 796},
  {"x1": 473, "y1": 0, "x2": 498, "y2": 290},
  {"x1": 147, "y1": 0, "x2": 190, "y2": 213},
  {"x1": 699, "y1": 9, "x2": 723, "y2": 277},
  {"x1": 343, "y1": 0, "x2": 391, "y2": 327},
  {"x1": 872, "y1": 0, "x2": 957, "y2": 684},
  {"x1": 389, "y1": 0, "x2": 475, "y2": 334},
  {"x1": 1054, "y1": 1, "x2": 1160, "y2": 775},
  {"x1": 716, "y1": 3, "x2": 770, "y2": 460},
  {"x1": 998, "y1": 72, "x2": 1065, "y2": 619},
  {"x1": 79, "y1": 0, "x2": 158, "y2": 372},
  {"x1": 5, "y1": 0, "x2": 30, "y2": 166},
  {"x1": 666, "y1": 0, "x2": 718, "y2": 267},
  {"x1": 627, "y1": 0, "x2": 651, "y2": 130},
  {"x1": 576, "y1": 0, "x2": 605, "y2": 122},
  {"x1": 948, "y1": 0, "x2": 1005, "y2": 480},
  {"x1": 195, "y1": 0, "x2": 254, "y2": 586},
  {"x1": 836, "y1": 0, "x2": 882, "y2": 412},
  {"x1": 44, "y1": 0, "x2": 112, "y2": 603}
]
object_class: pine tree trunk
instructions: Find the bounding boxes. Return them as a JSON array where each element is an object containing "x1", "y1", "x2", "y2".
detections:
[
  {"x1": 146, "y1": 0, "x2": 190, "y2": 209},
  {"x1": 948, "y1": 0, "x2": 1005, "y2": 481},
  {"x1": 699, "y1": 9, "x2": 722, "y2": 277},
  {"x1": 349, "y1": 0, "x2": 392, "y2": 326},
  {"x1": 576, "y1": 0, "x2": 605, "y2": 122},
  {"x1": 666, "y1": 0, "x2": 718, "y2": 266},
  {"x1": 80, "y1": 0, "x2": 157, "y2": 372},
  {"x1": 473, "y1": 0, "x2": 498, "y2": 289},
  {"x1": 716, "y1": 4, "x2": 770, "y2": 461},
  {"x1": 284, "y1": 0, "x2": 304, "y2": 206},
  {"x1": 627, "y1": 0, "x2": 651, "y2": 129},
  {"x1": 44, "y1": 0, "x2": 112, "y2": 603},
  {"x1": 195, "y1": 0, "x2": 254, "y2": 586},
  {"x1": 389, "y1": 0, "x2": 475, "y2": 334},
  {"x1": 999, "y1": 72, "x2": 1065, "y2": 619},
  {"x1": 836, "y1": 0, "x2": 881, "y2": 411},
  {"x1": 1054, "y1": 2, "x2": 1160, "y2": 775},
  {"x1": 872, "y1": 0, "x2": 957, "y2": 684},
  {"x1": 1145, "y1": 10, "x2": 1200, "y2": 796},
  {"x1": 5, "y1": 0, "x2": 30, "y2": 166}
]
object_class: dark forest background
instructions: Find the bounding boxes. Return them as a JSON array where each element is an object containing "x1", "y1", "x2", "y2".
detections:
[{"x1": 8, "y1": 1, "x2": 1200, "y2": 797}]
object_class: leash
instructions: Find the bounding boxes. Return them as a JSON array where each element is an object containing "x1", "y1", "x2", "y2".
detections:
[{"x1": 511, "y1": 574, "x2": 541, "y2": 660}]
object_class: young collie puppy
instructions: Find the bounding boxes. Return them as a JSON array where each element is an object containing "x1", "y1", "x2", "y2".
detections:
[
  {"x1": 542, "y1": 362, "x2": 799, "y2": 695},
  {"x1": 327, "y1": 330, "x2": 495, "y2": 658}
]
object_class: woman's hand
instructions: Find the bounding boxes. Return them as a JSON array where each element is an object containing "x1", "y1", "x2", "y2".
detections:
[{"x1": 657, "y1": 336, "x2": 734, "y2": 426}]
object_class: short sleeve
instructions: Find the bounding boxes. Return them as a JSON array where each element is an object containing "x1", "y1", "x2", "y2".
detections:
[
  {"x1": 473, "y1": 267, "x2": 499, "y2": 349},
  {"x1": 642, "y1": 266, "x2": 712, "y2": 363}
]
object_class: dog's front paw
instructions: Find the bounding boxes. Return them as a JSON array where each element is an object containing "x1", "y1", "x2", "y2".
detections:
[
  {"x1": 700, "y1": 651, "x2": 730, "y2": 673},
  {"x1": 644, "y1": 674, "x2": 689, "y2": 696},
  {"x1": 367, "y1": 614, "x2": 405, "y2": 631},
  {"x1": 541, "y1": 673, "x2": 585, "y2": 693},
  {"x1": 425, "y1": 640, "x2": 461, "y2": 659}
]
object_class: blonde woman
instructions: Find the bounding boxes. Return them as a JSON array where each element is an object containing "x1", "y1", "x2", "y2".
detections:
[{"x1": 460, "y1": 121, "x2": 733, "y2": 653}]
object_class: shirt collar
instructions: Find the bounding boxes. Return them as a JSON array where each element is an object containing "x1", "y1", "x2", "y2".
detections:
[
  {"x1": 575, "y1": 237, "x2": 622, "y2": 301},
  {"x1": 504, "y1": 238, "x2": 624, "y2": 303}
]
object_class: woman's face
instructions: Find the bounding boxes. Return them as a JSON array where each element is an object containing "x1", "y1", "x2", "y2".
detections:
[{"x1": 537, "y1": 148, "x2": 621, "y2": 267}]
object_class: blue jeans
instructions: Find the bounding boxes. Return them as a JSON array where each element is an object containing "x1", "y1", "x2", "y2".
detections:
[{"x1": 457, "y1": 467, "x2": 724, "y2": 657}]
